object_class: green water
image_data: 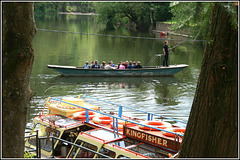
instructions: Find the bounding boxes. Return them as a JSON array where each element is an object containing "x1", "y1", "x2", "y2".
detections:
[{"x1": 29, "y1": 14, "x2": 204, "y2": 126}]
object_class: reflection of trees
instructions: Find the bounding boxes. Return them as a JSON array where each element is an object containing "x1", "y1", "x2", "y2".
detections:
[
  {"x1": 51, "y1": 76, "x2": 183, "y2": 106},
  {"x1": 154, "y1": 77, "x2": 180, "y2": 106},
  {"x1": 52, "y1": 77, "x2": 147, "y2": 89}
]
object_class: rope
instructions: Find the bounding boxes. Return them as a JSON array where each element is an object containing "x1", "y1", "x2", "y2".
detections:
[{"x1": 37, "y1": 28, "x2": 206, "y2": 42}]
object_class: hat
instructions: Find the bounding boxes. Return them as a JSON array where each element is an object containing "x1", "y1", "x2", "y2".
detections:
[{"x1": 86, "y1": 61, "x2": 89, "y2": 64}]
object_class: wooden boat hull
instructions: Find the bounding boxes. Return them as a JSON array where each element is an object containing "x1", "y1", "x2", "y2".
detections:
[{"x1": 47, "y1": 64, "x2": 188, "y2": 77}]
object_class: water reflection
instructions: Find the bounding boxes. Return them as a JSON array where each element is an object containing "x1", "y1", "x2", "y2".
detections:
[{"x1": 46, "y1": 76, "x2": 182, "y2": 106}]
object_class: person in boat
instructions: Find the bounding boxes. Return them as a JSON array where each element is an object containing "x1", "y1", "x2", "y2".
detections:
[
  {"x1": 163, "y1": 40, "x2": 172, "y2": 67},
  {"x1": 125, "y1": 61, "x2": 129, "y2": 69},
  {"x1": 91, "y1": 60, "x2": 100, "y2": 69},
  {"x1": 110, "y1": 60, "x2": 115, "y2": 67},
  {"x1": 119, "y1": 62, "x2": 126, "y2": 69},
  {"x1": 105, "y1": 61, "x2": 116, "y2": 70},
  {"x1": 128, "y1": 61, "x2": 134, "y2": 69},
  {"x1": 132, "y1": 61, "x2": 136, "y2": 67},
  {"x1": 100, "y1": 61, "x2": 106, "y2": 69},
  {"x1": 83, "y1": 61, "x2": 90, "y2": 69},
  {"x1": 117, "y1": 61, "x2": 121, "y2": 69},
  {"x1": 90, "y1": 60, "x2": 95, "y2": 68},
  {"x1": 134, "y1": 61, "x2": 142, "y2": 68}
]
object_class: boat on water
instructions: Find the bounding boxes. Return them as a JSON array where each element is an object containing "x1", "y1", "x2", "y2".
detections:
[
  {"x1": 47, "y1": 64, "x2": 188, "y2": 77},
  {"x1": 47, "y1": 54, "x2": 189, "y2": 77},
  {"x1": 25, "y1": 95, "x2": 186, "y2": 158}
]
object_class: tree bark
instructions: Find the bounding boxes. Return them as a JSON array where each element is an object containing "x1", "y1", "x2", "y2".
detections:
[
  {"x1": 2, "y1": 2, "x2": 36, "y2": 158},
  {"x1": 178, "y1": 3, "x2": 237, "y2": 158}
]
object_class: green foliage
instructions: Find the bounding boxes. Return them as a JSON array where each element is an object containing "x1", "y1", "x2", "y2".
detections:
[
  {"x1": 170, "y1": 2, "x2": 238, "y2": 40},
  {"x1": 93, "y1": 2, "x2": 118, "y2": 29},
  {"x1": 24, "y1": 151, "x2": 35, "y2": 158},
  {"x1": 66, "y1": 5, "x2": 77, "y2": 12},
  {"x1": 221, "y1": 2, "x2": 238, "y2": 31},
  {"x1": 34, "y1": 2, "x2": 68, "y2": 14},
  {"x1": 94, "y1": 2, "x2": 173, "y2": 30},
  {"x1": 34, "y1": 2, "x2": 95, "y2": 14},
  {"x1": 154, "y1": 2, "x2": 173, "y2": 22},
  {"x1": 170, "y1": 2, "x2": 213, "y2": 39}
]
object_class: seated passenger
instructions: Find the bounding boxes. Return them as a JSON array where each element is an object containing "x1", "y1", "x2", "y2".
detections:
[
  {"x1": 117, "y1": 61, "x2": 121, "y2": 69},
  {"x1": 83, "y1": 61, "x2": 90, "y2": 69},
  {"x1": 90, "y1": 60, "x2": 94, "y2": 68},
  {"x1": 119, "y1": 62, "x2": 125, "y2": 69},
  {"x1": 110, "y1": 60, "x2": 115, "y2": 67},
  {"x1": 100, "y1": 61, "x2": 106, "y2": 69},
  {"x1": 105, "y1": 61, "x2": 116, "y2": 70},
  {"x1": 91, "y1": 60, "x2": 100, "y2": 69},
  {"x1": 134, "y1": 61, "x2": 142, "y2": 68},
  {"x1": 132, "y1": 61, "x2": 136, "y2": 67},
  {"x1": 128, "y1": 61, "x2": 134, "y2": 69},
  {"x1": 125, "y1": 61, "x2": 129, "y2": 69}
]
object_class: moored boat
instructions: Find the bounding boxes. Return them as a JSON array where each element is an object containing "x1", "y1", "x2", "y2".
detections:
[
  {"x1": 25, "y1": 95, "x2": 186, "y2": 158},
  {"x1": 160, "y1": 32, "x2": 166, "y2": 35}
]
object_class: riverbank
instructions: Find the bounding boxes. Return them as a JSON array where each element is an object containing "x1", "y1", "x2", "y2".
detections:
[
  {"x1": 58, "y1": 12, "x2": 98, "y2": 15},
  {"x1": 154, "y1": 22, "x2": 192, "y2": 38}
]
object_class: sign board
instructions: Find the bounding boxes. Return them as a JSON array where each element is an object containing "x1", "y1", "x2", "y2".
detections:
[{"x1": 124, "y1": 126, "x2": 181, "y2": 152}]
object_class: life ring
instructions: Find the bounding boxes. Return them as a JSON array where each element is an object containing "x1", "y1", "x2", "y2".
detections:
[
  {"x1": 92, "y1": 116, "x2": 112, "y2": 125},
  {"x1": 73, "y1": 111, "x2": 96, "y2": 120},
  {"x1": 138, "y1": 121, "x2": 172, "y2": 131},
  {"x1": 162, "y1": 128, "x2": 185, "y2": 138}
]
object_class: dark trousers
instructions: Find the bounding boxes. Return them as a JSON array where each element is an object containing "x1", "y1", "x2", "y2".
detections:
[{"x1": 163, "y1": 54, "x2": 168, "y2": 66}]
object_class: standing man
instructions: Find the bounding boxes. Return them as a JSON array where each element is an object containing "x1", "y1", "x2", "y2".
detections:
[{"x1": 163, "y1": 41, "x2": 171, "y2": 66}]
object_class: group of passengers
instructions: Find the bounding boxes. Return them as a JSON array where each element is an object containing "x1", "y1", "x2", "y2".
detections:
[{"x1": 83, "y1": 60, "x2": 142, "y2": 69}]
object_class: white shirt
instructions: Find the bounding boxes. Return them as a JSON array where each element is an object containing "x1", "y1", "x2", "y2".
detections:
[{"x1": 105, "y1": 65, "x2": 115, "y2": 70}]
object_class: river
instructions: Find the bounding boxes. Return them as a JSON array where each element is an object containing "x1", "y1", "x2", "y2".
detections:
[{"x1": 28, "y1": 14, "x2": 204, "y2": 127}]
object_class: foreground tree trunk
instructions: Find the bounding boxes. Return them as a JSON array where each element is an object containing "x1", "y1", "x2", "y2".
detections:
[
  {"x1": 178, "y1": 3, "x2": 238, "y2": 158},
  {"x1": 2, "y1": 2, "x2": 36, "y2": 158}
]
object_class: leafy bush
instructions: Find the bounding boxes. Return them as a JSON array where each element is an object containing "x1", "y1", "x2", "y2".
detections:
[{"x1": 24, "y1": 151, "x2": 36, "y2": 158}]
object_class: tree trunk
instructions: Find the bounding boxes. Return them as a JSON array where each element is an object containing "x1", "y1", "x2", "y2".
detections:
[
  {"x1": 178, "y1": 3, "x2": 237, "y2": 158},
  {"x1": 2, "y1": 2, "x2": 36, "y2": 158}
]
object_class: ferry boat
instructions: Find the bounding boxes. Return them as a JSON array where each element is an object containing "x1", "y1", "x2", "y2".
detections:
[
  {"x1": 47, "y1": 64, "x2": 188, "y2": 77},
  {"x1": 25, "y1": 95, "x2": 186, "y2": 158},
  {"x1": 47, "y1": 54, "x2": 189, "y2": 77}
]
